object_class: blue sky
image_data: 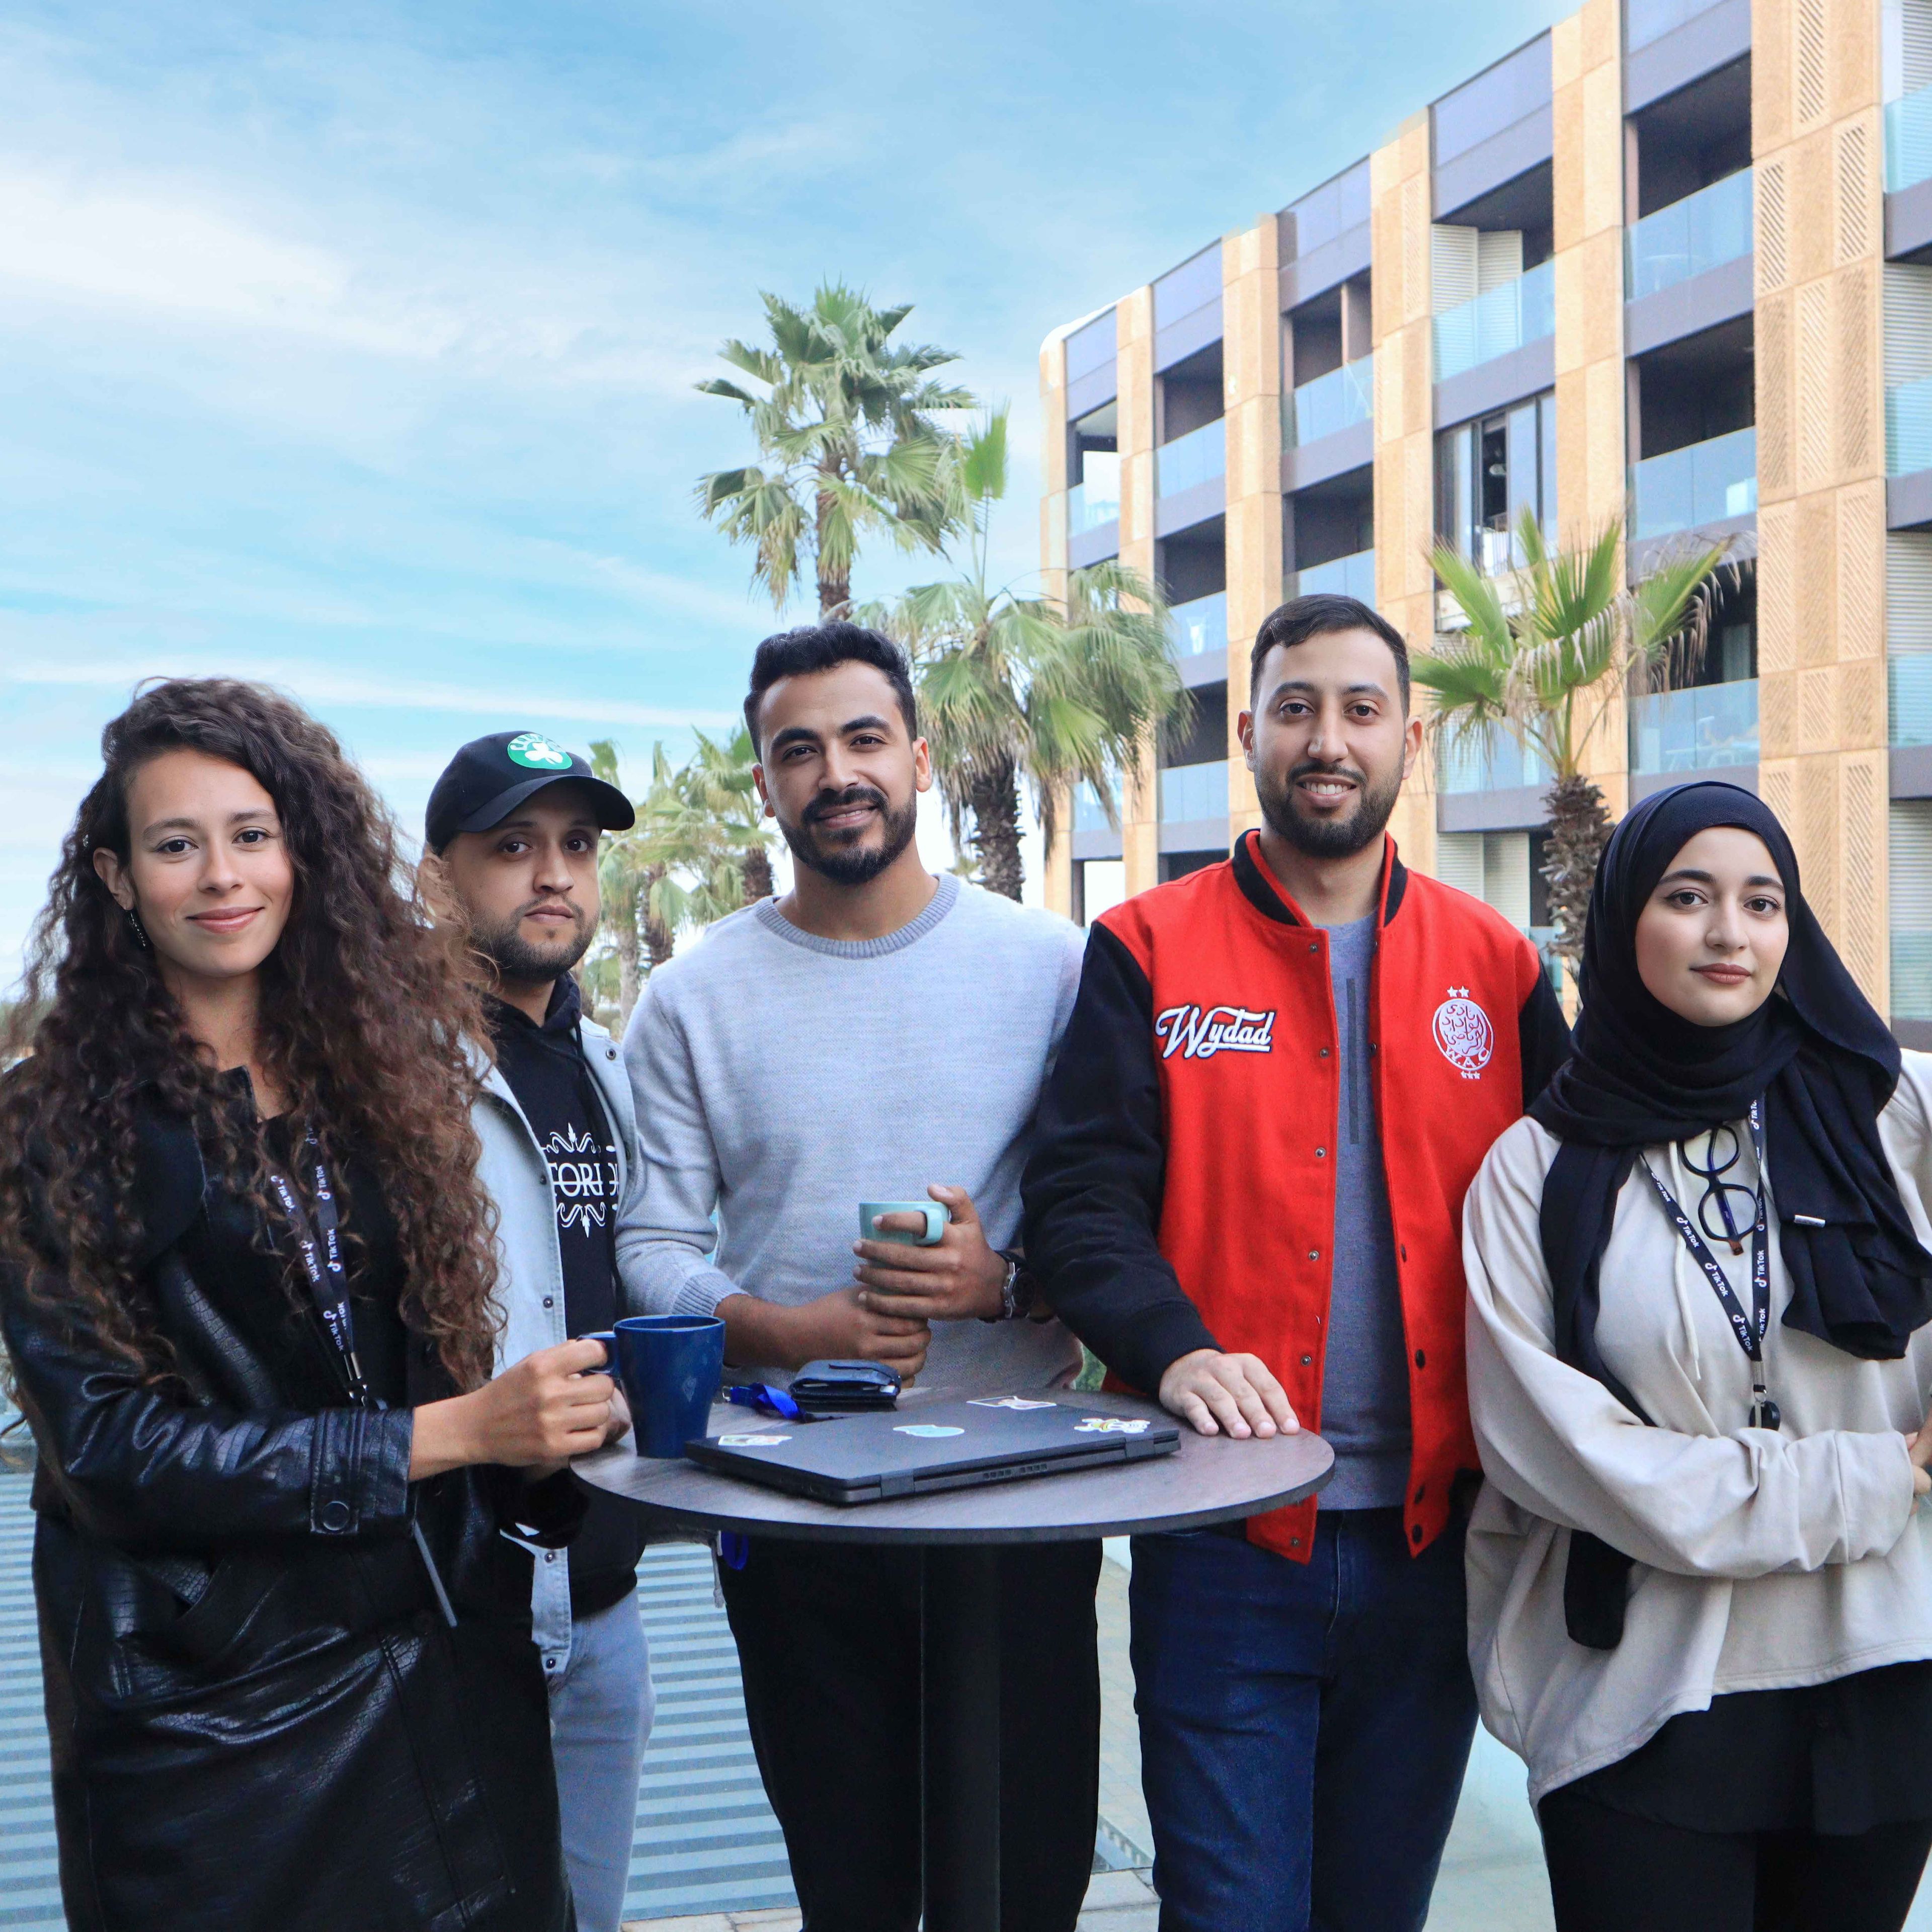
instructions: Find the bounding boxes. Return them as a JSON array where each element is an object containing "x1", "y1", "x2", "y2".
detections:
[{"x1": 0, "y1": 0, "x2": 1565, "y2": 983}]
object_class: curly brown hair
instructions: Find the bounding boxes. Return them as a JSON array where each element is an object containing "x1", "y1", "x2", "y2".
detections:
[{"x1": 0, "y1": 678, "x2": 502, "y2": 1391}]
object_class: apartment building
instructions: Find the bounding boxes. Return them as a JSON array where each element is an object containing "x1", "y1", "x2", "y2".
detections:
[{"x1": 1038, "y1": 0, "x2": 1932, "y2": 1041}]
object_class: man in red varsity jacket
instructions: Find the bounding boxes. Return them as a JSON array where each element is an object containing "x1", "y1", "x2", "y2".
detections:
[{"x1": 1024, "y1": 595, "x2": 1569, "y2": 1932}]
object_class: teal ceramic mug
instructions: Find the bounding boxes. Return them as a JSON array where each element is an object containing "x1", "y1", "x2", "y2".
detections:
[{"x1": 859, "y1": 1200, "x2": 949, "y2": 1246}]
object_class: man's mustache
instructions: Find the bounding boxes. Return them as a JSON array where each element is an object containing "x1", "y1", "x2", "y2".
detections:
[
  {"x1": 516, "y1": 898, "x2": 584, "y2": 926},
  {"x1": 804, "y1": 784, "x2": 888, "y2": 824},
  {"x1": 1285, "y1": 760, "x2": 1368, "y2": 792}
]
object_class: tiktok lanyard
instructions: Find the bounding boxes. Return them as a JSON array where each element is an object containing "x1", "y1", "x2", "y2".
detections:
[
  {"x1": 1638, "y1": 1098, "x2": 1781, "y2": 1432},
  {"x1": 268, "y1": 1143, "x2": 458, "y2": 1626}
]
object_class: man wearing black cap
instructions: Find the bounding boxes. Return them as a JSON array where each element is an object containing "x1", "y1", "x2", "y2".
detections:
[{"x1": 424, "y1": 730, "x2": 654, "y2": 1932}]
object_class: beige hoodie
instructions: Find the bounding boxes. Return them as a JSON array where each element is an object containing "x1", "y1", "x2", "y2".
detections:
[{"x1": 1462, "y1": 1050, "x2": 1932, "y2": 1804}]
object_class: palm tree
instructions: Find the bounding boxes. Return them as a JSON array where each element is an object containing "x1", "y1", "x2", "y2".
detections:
[
  {"x1": 589, "y1": 742, "x2": 683, "y2": 1022},
  {"x1": 695, "y1": 282, "x2": 977, "y2": 617},
  {"x1": 1413, "y1": 510, "x2": 1729, "y2": 970},
  {"x1": 677, "y1": 725, "x2": 776, "y2": 905},
  {"x1": 874, "y1": 409, "x2": 1187, "y2": 900}
]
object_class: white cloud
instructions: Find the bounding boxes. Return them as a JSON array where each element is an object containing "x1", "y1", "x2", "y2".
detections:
[{"x1": 4, "y1": 657, "x2": 736, "y2": 731}]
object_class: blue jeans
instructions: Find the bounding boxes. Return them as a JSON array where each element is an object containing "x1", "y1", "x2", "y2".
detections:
[
  {"x1": 548, "y1": 1593, "x2": 656, "y2": 1932},
  {"x1": 1129, "y1": 1509, "x2": 1476, "y2": 1932}
]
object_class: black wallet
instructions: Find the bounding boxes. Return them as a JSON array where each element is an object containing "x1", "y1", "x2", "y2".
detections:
[{"x1": 788, "y1": 1359, "x2": 902, "y2": 1411}]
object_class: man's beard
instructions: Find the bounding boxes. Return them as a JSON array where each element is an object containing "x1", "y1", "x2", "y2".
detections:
[
  {"x1": 779, "y1": 782, "x2": 921, "y2": 886},
  {"x1": 471, "y1": 902, "x2": 593, "y2": 984},
  {"x1": 1255, "y1": 757, "x2": 1405, "y2": 860}
]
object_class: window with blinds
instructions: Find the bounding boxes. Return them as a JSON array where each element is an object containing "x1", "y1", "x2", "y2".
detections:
[
  {"x1": 1890, "y1": 800, "x2": 1932, "y2": 1020},
  {"x1": 1432, "y1": 830, "x2": 1533, "y2": 930},
  {"x1": 1885, "y1": 264, "x2": 1932, "y2": 386}
]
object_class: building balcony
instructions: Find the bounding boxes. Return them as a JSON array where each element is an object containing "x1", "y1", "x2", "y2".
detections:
[
  {"x1": 1069, "y1": 477, "x2": 1119, "y2": 535},
  {"x1": 1291, "y1": 548, "x2": 1377, "y2": 604},
  {"x1": 1433, "y1": 261, "x2": 1555, "y2": 384},
  {"x1": 1887, "y1": 85, "x2": 1932, "y2": 194},
  {"x1": 1172, "y1": 591, "x2": 1228, "y2": 660},
  {"x1": 1626, "y1": 0, "x2": 1729, "y2": 51},
  {"x1": 1888, "y1": 377, "x2": 1932, "y2": 478},
  {"x1": 1629, "y1": 679, "x2": 1759, "y2": 775},
  {"x1": 1156, "y1": 419, "x2": 1225, "y2": 500},
  {"x1": 1629, "y1": 427, "x2": 1757, "y2": 541},
  {"x1": 1892, "y1": 655, "x2": 1932, "y2": 747},
  {"x1": 1626, "y1": 169, "x2": 1752, "y2": 301},
  {"x1": 1159, "y1": 759, "x2": 1229, "y2": 824},
  {"x1": 1287, "y1": 356, "x2": 1374, "y2": 447},
  {"x1": 1438, "y1": 725, "x2": 1548, "y2": 797}
]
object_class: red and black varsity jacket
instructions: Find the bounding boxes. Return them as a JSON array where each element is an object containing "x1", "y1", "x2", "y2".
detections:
[{"x1": 1023, "y1": 829, "x2": 1570, "y2": 1563}]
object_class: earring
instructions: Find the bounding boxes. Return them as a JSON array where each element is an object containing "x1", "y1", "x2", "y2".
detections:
[{"x1": 126, "y1": 908, "x2": 150, "y2": 950}]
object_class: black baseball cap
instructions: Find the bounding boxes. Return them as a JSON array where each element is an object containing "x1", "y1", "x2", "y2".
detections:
[{"x1": 425, "y1": 731, "x2": 634, "y2": 853}]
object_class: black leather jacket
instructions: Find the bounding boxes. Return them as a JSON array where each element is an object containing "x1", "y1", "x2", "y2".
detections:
[{"x1": 2, "y1": 1098, "x2": 582, "y2": 1932}]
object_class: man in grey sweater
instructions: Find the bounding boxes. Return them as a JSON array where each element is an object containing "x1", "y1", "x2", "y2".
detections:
[{"x1": 618, "y1": 621, "x2": 1098, "y2": 1932}]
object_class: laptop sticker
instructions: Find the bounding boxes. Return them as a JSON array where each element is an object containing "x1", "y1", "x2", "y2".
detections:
[
  {"x1": 968, "y1": 1397, "x2": 1058, "y2": 1411},
  {"x1": 717, "y1": 1434, "x2": 791, "y2": 1447},
  {"x1": 1075, "y1": 1417, "x2": 1152, "y2": 1434},
  {"x1": 894, "y1": 1424, "x2": 966, "y2": 1438}
]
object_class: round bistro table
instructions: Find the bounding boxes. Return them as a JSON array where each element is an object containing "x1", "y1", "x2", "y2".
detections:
[{"x1": 575, "y1": 1386, "x2": 1332, "y2": 1932}]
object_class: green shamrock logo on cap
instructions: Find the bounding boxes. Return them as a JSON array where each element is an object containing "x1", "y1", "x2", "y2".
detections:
[{"x1": 506, "y1": 733, "x2": 572, "y2": 771}]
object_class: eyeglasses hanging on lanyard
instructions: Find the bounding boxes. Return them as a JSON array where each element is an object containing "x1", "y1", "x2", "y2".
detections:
[
  {"x1": 268, "y1": 1141, "x2": 457, "y2": 1627},
  {"x1": 1639, "y1": 1098, "x2": 1781, "y2": 1432}
]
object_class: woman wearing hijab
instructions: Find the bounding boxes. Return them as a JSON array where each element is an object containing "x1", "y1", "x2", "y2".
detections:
[{"x1": 1462, "y1": 780, "x2": 1932, "y2": 1932}]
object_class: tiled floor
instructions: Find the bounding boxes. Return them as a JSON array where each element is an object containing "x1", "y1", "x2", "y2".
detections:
[
  {"x1": 624, "y1": 1870, "x2": 1162, "y2": 1932},
  {"x1": 10, "y1": 1467, "x2": 1932, "y2": 1932}
]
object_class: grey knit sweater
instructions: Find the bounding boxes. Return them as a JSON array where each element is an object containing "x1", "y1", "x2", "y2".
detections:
[{"x1": 616, "y1": 874, "x2": 1087, "y2": 1390}]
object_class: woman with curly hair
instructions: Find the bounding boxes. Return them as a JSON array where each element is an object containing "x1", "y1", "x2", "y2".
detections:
[{"x1": 0, "y1": 678, "x2": 621, "y2": 1932}]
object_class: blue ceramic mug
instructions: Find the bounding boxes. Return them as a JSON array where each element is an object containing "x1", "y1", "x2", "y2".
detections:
[{"x1": 611, "y1": 1315, "x2": 727, "y2": 1459}]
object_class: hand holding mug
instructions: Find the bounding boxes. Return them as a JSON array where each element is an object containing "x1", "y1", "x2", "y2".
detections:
[
  {"x1": 854, "y1": 1184, "x2": 1007, "y2": 1323},
  {"x1": 410, "y1": 1338, "x2": 617, "y2": 1479}
]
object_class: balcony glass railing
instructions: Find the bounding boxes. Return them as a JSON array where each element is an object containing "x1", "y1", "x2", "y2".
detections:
[
  {"x1": 1626, "y1": 170, "x2": 1753, "y2": 300},
  {"x1": 1629, "y1": 680, "x2": 1759, "y2": 775},
  {"x1": 1288, "y1": 356, "x2": 1374, "y2": 447},
  {"x1": 1626, "y1": 0, "x2": 1725, "y2": 50},
  {"x1": 1291, "y1": 548, "x2": 1377, "y2": 604},
  {"x1": 1172, "y1": 591, "x2": 1228, "y2": 659},
  {"x1": 1156, "y1": 419, "x2": 1225, "y2": 500},
  {"x1": 1073, "y1": 781, "x2": 1117, "y2": 834},
  {"x1": 1433, "y1": 261, "x2": 1556, "y2": 383},
  {"x1": 1439, "y1": 724, "x2": 1550, "y2": 796},
  {"x1": 1629, "y1": 427, "x2": 1758, "y2": 540},
  {"x1": 1891, "y1": 655, "x2": 1932, "y2": 747},
  {"x1": 1888, "y1": 377, "x2": 1932, "y2": 478},
  {"x1": 1887, "y1": 85, "x2": 1932, "y2": 193},
  {"x1": 1068, "y1": 476, "x2": 1119, "y2": 535},
  {"x1": 1895, "y1": 933, "x2": 1932, "y2": 1024},
  {"x1": 1159, "y1": 759, "x2": 1230, "y2": 824}
]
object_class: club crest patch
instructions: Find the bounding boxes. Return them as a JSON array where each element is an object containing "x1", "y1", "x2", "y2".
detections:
[
  {"x1": 1431, "y1": 987, "x2": 1494, "y2": 1079},
  {"x1": 506, "y1": 732, "x2": 572, "y2": 770}
]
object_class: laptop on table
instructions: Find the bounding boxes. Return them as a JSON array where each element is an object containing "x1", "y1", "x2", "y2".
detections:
[{"x1": 684, "y1": 1395, "x2": 1181, "y2": 1505}]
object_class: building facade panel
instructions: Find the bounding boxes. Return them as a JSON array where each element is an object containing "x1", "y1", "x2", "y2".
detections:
[{"x1": 1038, "y1": 0, "x2": 1916, "y2": 1029}]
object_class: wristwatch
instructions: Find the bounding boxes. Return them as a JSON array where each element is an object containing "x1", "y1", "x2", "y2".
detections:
[{"x1": 985, "y1": 1248, "x2": 1040, "y2": 1322}]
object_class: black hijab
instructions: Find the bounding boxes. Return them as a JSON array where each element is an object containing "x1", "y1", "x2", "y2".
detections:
[
  {"x1": 1534, "y1": 778, "x2": 1929, "y2": 1359},
  {"x1": 1529, "y1": 781, "x2": 1932, "y2": 1645}
]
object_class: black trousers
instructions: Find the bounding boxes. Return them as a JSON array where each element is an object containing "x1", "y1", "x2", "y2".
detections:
[
  {"x1": 719, "y1": 1537, "x2": 1102, "y2": 1932},
  {"x1": 1540, "y1": 1781, "x2": 1932, "y2": 1932}
]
